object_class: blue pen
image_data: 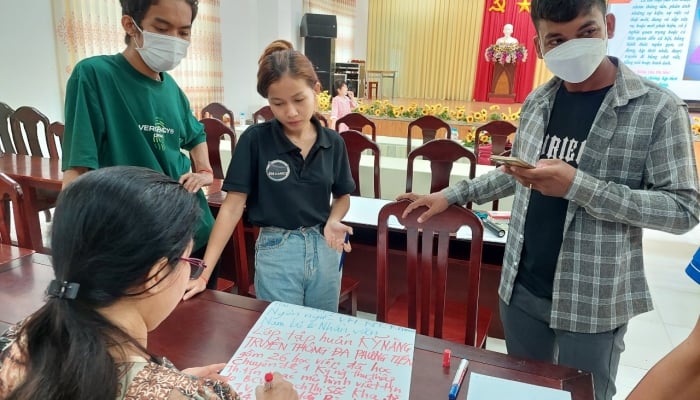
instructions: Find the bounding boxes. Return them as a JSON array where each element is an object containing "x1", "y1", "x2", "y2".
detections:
[
  {"x1": 448, "y1": 358, "x2": 469, "y2": 400},
  {"x1": 339, "y1": 233, "x2": 350, "y2": 271}
]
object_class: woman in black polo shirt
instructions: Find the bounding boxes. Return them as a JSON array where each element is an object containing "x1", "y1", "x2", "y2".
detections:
[{"x1": 184, "y1": 40, "x2": 356, "y2": 312}]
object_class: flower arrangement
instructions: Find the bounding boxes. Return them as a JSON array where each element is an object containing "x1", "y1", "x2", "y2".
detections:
[
  {"x1": 317, "y1": 90, "x2": 331, "y2": 111},
  {"x1": 692, "y1": 117, "x2": 700, "y2": 138},
  {"x1": 461, "y1": 126, "x2": 492, "y2": 148},
  {"x1": 350, "y1": 100, "x2": 520, "y2": 124},
  {"x1": 314, "y1": 93, "x2": 522, "y2": 137},
  {"x1": 484, "y1": 43, "x2": 528, "y2": 64}
]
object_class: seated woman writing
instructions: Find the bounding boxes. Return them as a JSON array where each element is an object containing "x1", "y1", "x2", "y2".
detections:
[{"x1": 0, "y1": 166, "x2": 297, "y2": 400}]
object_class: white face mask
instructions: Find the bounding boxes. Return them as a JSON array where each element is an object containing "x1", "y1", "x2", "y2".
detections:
[
  {"x1": 132, "y1": 19, "x2": 190, "y2": 73},
  {"x1": 542, "y1": 37, "x2": 607, "y2": 83}
]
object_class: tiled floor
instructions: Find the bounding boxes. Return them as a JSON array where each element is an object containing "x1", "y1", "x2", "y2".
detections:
[{"x1": 34, "y1": 214, "x2": 700, "y2": 399}]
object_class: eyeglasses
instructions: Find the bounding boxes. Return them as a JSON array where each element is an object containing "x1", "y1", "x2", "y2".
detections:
[{"x1": 180, "y1": 257, "x2": 207, "y2": 280}]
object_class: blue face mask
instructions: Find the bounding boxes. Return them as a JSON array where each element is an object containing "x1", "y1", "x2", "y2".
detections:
[{"x1": 132, "y1": 18, "x2": 190, "y2": 72}]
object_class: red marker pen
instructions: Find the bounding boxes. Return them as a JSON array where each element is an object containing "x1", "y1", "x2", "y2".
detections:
[{"x1": 264, "y1": 372, "x2": 273, "y2": 391}]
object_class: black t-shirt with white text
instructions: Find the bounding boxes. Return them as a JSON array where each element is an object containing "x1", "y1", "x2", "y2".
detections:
[{"x1": 516, "y1": 84, "x2": 611, "y2": 299}]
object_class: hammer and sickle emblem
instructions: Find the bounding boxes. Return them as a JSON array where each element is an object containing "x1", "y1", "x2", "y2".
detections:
[{"x1": 488, "y1": 0, "x2": 506, "y2": 13}]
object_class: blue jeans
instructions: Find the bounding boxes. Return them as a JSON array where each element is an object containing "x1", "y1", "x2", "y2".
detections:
[{"x1": 254, "y1": 225, "x2": 342, "y2": 312}]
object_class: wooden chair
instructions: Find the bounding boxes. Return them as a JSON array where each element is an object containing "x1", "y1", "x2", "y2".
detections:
[
  {"x1": 231, "y1": 223, "x2": 360, "y2": 316},
  {"x1": 474, "y1": 120, "x2": 517, "y2": 163},
  {"x1": 376, "y1": 199, "x2": 491, "y2": 347},
  {"x1": 406, "y1": 139, "x2": 477, "y2": 208},
  {"x1": 201, "y1": 102, "x2": 235, "y2": 127},
  {"x1": 0, "y1": 103, "x2": 16, "y2": 237},
  {"x1": 0, "y1": 102, "x2": 14, "y2": 154},
  {"x1": 48, "y1": 121, "x2": 64, "y2": 150},
  {"x1": 474, "y1": 120, "x2": 516, "y2": 211},
  {"x1": 198, "y1": 118, "x2": 236, "y2": 179},
  {"x1": 10, "y1": 106, "x2": 59, "y2": 158},
  {"x1": 252, "y1": 105, "x2": 274, "y2": 124},
  {"x1": 314, "y1": 112, "x2": 329, "y2": 127},
  {"x1": 340, "y1": 130, "x2": 381, "y2": 199},
  {"x1": 9, "y1": 107, "x2": 59, "y2": 223},
  {"x1": 407, "y1": 115, "x2": 452, "y2": 156},
  {"x1": 0, "y1": 173, "x2": 31, "y2": 248},
  {"x1": 335, "y1": 112, "x2": 377, "y2": 141}
]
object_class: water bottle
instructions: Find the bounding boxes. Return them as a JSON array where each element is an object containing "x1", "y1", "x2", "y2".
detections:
[
  {"x1": 686, "y1": 247, "x2": 700, "y2": 284},
  {"x1": 450, "y1": 127, "x2": 459, "y2": 141},
  {"x1": 239, "y1": 112, "x2": 246, "y2": 126}
]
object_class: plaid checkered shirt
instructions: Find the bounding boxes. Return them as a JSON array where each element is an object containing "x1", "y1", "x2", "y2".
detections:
[{"x1": 443, "y1": 58, "x2": 700, "y2": 333}]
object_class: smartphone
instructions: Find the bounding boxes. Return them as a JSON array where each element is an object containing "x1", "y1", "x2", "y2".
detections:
[{"x1": 489, "y1": 155, "x2": 535, "y2": 169}]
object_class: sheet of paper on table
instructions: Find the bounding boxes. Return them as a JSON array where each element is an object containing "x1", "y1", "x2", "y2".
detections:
[
  {"x1": 467, "y1": 372, "x2": 572, "y2": 400},
  {"x1": 222, "y1": 301, "x2": 416, "y2": 400}
]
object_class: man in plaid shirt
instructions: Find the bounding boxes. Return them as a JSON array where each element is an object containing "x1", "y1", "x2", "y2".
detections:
[{"x1": 400, "y1": 1, "x2": 700, "y2": 399}]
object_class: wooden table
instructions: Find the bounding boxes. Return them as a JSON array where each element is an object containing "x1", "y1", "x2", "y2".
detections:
[
  {"x1": 0, "y1": 259, "x2": 593, "y2": 399},
  {"x1": 0, "y1": 252, "x2": 54, "y2": 324},
  {"x1": 151, "y1": 291, "x2": 593, "y2": 399},
  {"x1": 0, "y1": 154, "x2": 63, "y2": 253},
  {"x1": 366, "y1": 69, "x2": 397, "y2": 99},
  {"x1": 0, "y1": 244, "x2": 34, "y2": 265}
]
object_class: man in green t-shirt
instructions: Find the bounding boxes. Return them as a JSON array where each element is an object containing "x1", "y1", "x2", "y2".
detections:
[{"x1": 61, "y1": 0, "x2": 217, "y2": 287}]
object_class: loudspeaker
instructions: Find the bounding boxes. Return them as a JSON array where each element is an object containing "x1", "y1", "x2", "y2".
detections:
[
  {"x1": 300, "y1": 13, "x2": 337, "y2": 38},
  {"x1": 304, "y1": 37, "x2": 333, "y2": 72},
  {"x1": 304, "y1": 37, "x2": 335, "y2": 92}
]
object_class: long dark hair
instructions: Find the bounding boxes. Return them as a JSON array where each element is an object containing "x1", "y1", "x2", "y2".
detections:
[{"x1": 6, "y1": 166, "x2": 200, "y2": 400}]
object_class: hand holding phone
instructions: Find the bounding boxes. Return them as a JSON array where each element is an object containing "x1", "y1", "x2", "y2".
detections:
[{"x1": 490, "y1": 155, "x2": 535, "y2": 169}]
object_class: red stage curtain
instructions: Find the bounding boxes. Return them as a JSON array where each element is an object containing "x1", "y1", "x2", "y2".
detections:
[{"x1": 473, "y1": 0, "x2": 539, "y2": 103}]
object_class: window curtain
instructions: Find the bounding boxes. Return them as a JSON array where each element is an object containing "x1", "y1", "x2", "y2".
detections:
[
  {"x1": 51, "y1": 0, "x2": 223, "y2": 117},
  {"x1": 305, "y1": 0, "x2": 357, "y2": 62},
  {"x1": 472, "y1": 0, "x2": 538, "y2": 103},
  {"x1": 366, "y1": 0, "x2": 485, "y2": 101}
]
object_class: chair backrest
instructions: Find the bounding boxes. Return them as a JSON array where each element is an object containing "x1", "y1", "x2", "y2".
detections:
[
  {"x1": 198, "y1": 118, "x2": 236, "y2": 179},
  {"x1": 0, "y1": 173, "x2": 31, "y2": 248},
  {"x1": 48, "y1": 121, "x2": 64, "y2": 150},
  {"x1": 406, "y1": 139, "x2": 476, "y2": 206},
  {"x1": 9, "y1": 106, "x2": 57, "y2": 158},
  {"x1": 376, "y1": 199, "x2": 484, "y2": 346},
  {"x1": 0, "y1": 102, "x2": 15, "y2": 154},
  {"x1": 340, "y1": 130, "x2": 381, "y2": 198},
  {"x1": 474, "y1": 120, "x2": 517, "y2": 162},
  {"x1": 314, "y1": 112, "x2": 329, "y2": 127},
  {"x1": 335, "y1": 113, "x2": 377, "y2": 141},
  {"x1": 232, "y1": 219, "x2": 252, "y2": 297},
  {"x1": 201, "y1": 102, "x2": 235, "y2": 127},
  {"x1": 252, "y1": 106, "x2": 274, "y2": 124},
  {"x1": 407, "y1": 115, "x2": 452, "y2": 156}
]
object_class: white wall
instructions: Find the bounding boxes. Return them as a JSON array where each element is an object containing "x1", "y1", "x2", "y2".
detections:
[
  {"x1": 0, "y1": 0, "x2": 63, "y2": 122},
  {"x1": 0, "y1": 1, "x2": 367, "y2": 125},
  {"x1": 220, "y1": 0, "x2": 305, "y2": 120}
]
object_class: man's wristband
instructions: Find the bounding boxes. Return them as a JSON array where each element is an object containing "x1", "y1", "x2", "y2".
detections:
[
  {"x1": 198, "y1": 275, "x2": 208, "y2": 285},
  {"x1": 197, "y1": 169, "x2": 213, "y2": 175}
]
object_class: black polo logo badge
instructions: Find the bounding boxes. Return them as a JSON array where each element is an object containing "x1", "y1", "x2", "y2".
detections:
[{"x1": 266, "y1": 160, "x2": 290, "y2": 182}]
